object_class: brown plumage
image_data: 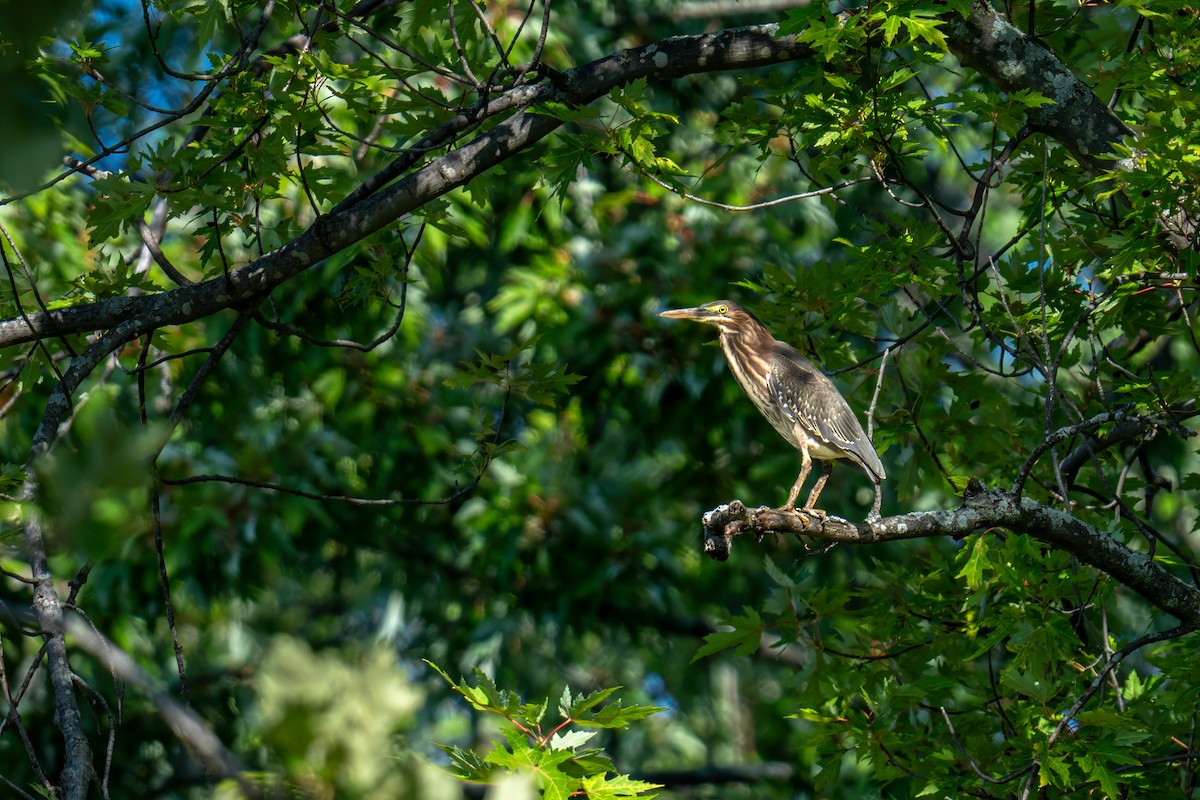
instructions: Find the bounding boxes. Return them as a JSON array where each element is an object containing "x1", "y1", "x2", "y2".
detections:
[{"x1": 660, "y1": 300, "x2": 885, "y2": 519}]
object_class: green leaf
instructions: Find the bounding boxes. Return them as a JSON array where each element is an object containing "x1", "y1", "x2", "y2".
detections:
[
  {"x1": 1080, "y1": 753, "x2": 1122, "y2": 798},
  {"x1": 947, "y1": 474, "x2": 972, "y2": 494},
  {"x1": 882, "y1": 15, "x2": 902, "y2": 46},
  {"x1": 434, "y1": 743, "x2": 493, "y2": 782},
  {"x1": 692, "y1": 607, "x2": 764, "y2": 661},
  {"x1": 562, "y1": 686, "x2": 619, "y2": 718},
  {"x1": 824, "y1": 72, "x2": 851, "y2": 90},
  {"x1": 790, "y1": 707, "x2": 844, "y2": 724},
  {"x1": 763, "y1": 555, "x2": 795, "y2": 590},
  {"x1": 580, "y1": 772, "x2": 662, "y2": 798},
  {"x1": 548, "y1": 730, "x2": 597, "y2": 751},
  {"x1": 486, "y1": 734, "x2": 577, "y2": 798},
  {"x1": 902, "y1": 16, "x2": 948, "y2": 51},
  {"x1": 1040, "y1": 752, "x2": 1072, "y2": 788},
  {"x1": 529, "y1": 100, "x2": 602, "y2": 124},
  {"x1": 1122, "y1": 669, "x2": 1147, "y2": 701},
  {"x1": 798, "y1": 15, "x2": 857, "y2": 62},
  {"x1": 69, "y1": 38, "x2": 106, "y2": 60},
  {"x1": 956, "y1": 535, "x2": 990, "y2": 590},
  {"x1": 425, "y1": 661, "x2": 543, "y2": 723},
  {"x1": 999, "y1": 668, "x2": 1057, "y2": 704},
  {"x1": 965, "y1": 614, "x2": 1018, "y2": 660},
  {"x1": 1009, "y1": 89, "x2": 1055, "y2": 109},
  {"x1": 563, "y1": 749, "x2": 616, "y2": 777},
  {"x1": 574, "y1": 700, "x2": 666, "y2": 729}
]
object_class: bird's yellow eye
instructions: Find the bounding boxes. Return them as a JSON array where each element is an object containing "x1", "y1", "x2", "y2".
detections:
[{"x1": 716, "y1": 305, "x2": 727, "y2": 315}]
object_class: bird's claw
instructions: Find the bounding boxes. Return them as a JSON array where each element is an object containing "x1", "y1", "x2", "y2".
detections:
[
  {"x1": 782, "y1": 504, "x2": 826, "y2": 528},
  {"x1": 801, "y1": 506, "x2": 827, "y2": 523}
]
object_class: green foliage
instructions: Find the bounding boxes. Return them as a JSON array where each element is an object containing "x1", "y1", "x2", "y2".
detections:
[
  {"x1": 246, "y1": 638, "x2": 439, "y2": 799},
  {"x1": 429, "y1": 663, "x2": 664, "y2": 798},
  {"x1": 692, "y1": 605, "x2": 764, "y2": 660},
  {"x1": 34, "y1": 388, "x2": 161, "y2": 561},
  {"x1": 2, "y1": 1, "x2": 1200, "y2": 799}
]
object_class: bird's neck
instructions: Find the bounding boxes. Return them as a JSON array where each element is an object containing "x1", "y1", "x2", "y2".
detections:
[
  {"x1": 717, "y1": 324, "x2": 776, "y2": 397},
  {"x1": 718, "y1": 320, "x2": 774, "y2": 353}
]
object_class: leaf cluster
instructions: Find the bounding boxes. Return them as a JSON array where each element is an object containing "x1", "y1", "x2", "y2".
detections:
[{"x1": 429, "y1": 662, "x2": 664, "y2": 799}]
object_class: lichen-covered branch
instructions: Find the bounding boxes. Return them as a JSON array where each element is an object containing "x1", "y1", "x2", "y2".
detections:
[
  {"x1": 2, "y1": 7, "x2": 1186, "y2": 350},
  {"x1": 943, "y1": 2, "x2": 1131, "y2": 172},
  {"x1": 17, "y1": 323, "x2": 150, "y2": 799},
  {"x1": 701, "y1": 488, "x2": 1200, "y2": 629},
  {"x1": 0, "y1": 25, "x2": 814, "y2": 348},
  {"x1": 944, "y1": 2, "x2": 1195, "y2": 253}
]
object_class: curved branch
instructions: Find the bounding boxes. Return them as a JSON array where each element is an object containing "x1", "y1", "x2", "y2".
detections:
[
  {"x1": 0, "y1": 24, "x2": 813, "y2": 348},
  {"x1": 4, "y1": 7, "x2": 1182, "y2": 348},
  {"x1": 1010, "y1": 408, "x2": 1188, "y2": 496},
  {"x1": 944, "y1": 3, "x2": 1131, "y2": 174},
  {"x1": 700, "y1": 489, "x2": 1200, "y2": 628},
  {"x1": 944, "y1": 2, "x2": 1194, "y2": 254}
]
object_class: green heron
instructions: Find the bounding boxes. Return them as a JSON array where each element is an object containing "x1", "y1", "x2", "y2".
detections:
[{"x1": 660, "y1": 300, "x2": 885, "y2": 520}]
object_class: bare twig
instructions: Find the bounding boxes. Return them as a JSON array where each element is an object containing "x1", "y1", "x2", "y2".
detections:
[
  {"x1": 638, "y1": 167, "x2": 873, "y2": 211},
  {"x1": 940, "y1": 706, "x2": 1034, "y2": 785},
  {"x1": 0, "y1": 630, "x2": 53, "y2": 797},
  {"x1": 0, "y1": 599, "x2": 250, "y2": 785}
]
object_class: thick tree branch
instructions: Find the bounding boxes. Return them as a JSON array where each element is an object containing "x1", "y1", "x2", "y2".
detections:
[
  {"x1": 16, "y1": 341, "x2": 148, "y2": 799},
  {"x1": 15, "y1": 317, "x2": 150, "y2": 798},
  {"x1": 0, "y1": 25, "x2": 813, "y2": 348},
  {"x1": 701, "y1": 489, "x2": 1200, "y2": 628},
  {"x1": 944, "y1": 3, "x2": 1131, "y2": 173},
  {"x1": 4, "y1": 7, "x2": 1187, "y2": 348},
  {"x1": 944, "y1": 2, "x2": 1195, "y2": 253}
]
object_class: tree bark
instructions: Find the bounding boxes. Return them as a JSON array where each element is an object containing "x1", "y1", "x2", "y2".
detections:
[
  {"x1": 7, "y1": 5, "x2": 1185, "y2": 348},
  {"x1": 700, "y1": 489, "x2": 1200, "y2": 629},
  {"x1": 0, "y1": 25, "x2": 814, "y2": 348}
]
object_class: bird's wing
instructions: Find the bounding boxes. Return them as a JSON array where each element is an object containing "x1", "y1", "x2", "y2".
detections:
[{"x1": 767, "y1": 348, "x2": 886, "y2": 481}]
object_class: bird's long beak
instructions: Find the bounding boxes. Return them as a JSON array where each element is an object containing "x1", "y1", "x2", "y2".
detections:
[{"x1": 659, "y1": 306, "x2": 706, "y2": 320}]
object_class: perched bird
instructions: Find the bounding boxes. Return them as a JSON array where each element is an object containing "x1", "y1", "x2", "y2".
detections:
[{"x1": 660, "y1": 300, "x2": 885, "y2": 520}]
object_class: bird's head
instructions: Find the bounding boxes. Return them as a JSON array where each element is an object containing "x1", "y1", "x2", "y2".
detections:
[{"x1": 659, "y1": 300, "x2": 761, "y2": 335}]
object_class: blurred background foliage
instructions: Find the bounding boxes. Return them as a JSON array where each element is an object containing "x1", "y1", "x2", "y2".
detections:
[{"x1": 1, "y1": 0, "x2": 1199, "y2": 798}]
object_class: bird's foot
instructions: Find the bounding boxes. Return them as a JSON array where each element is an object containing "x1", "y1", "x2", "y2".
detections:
[
  {"x1": 800, "y1": 506, "x2": 828, "y2": 523},
  {"x1": 780, "y1": 502, "x2": 808, "y2": 529},
  {"x1": 781, "y1": 504, "x2": 826, "y2": 528}
]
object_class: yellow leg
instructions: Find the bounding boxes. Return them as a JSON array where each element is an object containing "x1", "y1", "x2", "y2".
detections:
[
  {"x1": 806, "y1": 460, "x2": 835, "y2": 510},
  {"x1": 805, "y1": 460, "x2": 832, "y2": 513},
  {"x1": 785, "y1": 448, "x2": 812, "y2": 509}
]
